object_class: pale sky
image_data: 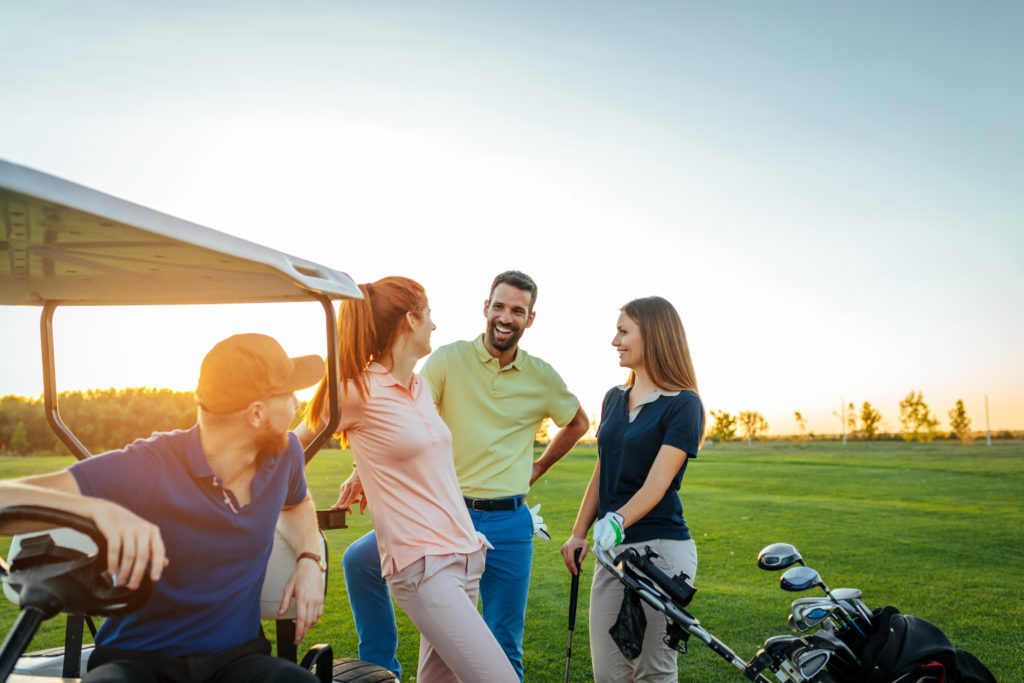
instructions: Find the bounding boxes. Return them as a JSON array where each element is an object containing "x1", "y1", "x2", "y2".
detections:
[{"x1": 1, "y1": 1, "x2": 1022, "y2": 435}]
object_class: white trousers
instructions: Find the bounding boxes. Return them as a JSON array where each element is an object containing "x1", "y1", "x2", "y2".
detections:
[{"x1": 387, "y1": 549, "x2": 518, "y2": 683}]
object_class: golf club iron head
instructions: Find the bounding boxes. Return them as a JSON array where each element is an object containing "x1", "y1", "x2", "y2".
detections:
[
  {"x1": 792, "y1": 646, "x2": 832, "y2": 679},
  {"x1": 791, "y1": 601, "x2": 840, "y2": 632},
  {"x1": 786, "y1": 602, "x2": 835, "y2": 634},
  {"x1": 759, "y1": 635, "x2": 806, "y2": 681},
  {"x1": 757, "y1": 542, "x2": 805, "y2": 571},
  {"x1": 833, "y1": 587, "x2": 873, "y2": 626}
]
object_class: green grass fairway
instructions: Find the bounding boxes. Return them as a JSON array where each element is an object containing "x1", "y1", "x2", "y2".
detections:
[{"x1": 2, "y1": 440, "x2": 1021, "y2": 680}]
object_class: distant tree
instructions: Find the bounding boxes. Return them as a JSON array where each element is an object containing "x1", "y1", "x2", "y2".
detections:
[
  {"x1": 708, "y1": 410, "x2": 737, "y2": 442},
  {"x1": 580, "y1": 413, "x2": 599, "y2": 445},
  {"x1": 948, "y1": 399, "x2": 973, "y2": 446},
  {"x1": 10, "y1": 421, "x2": 29, "y2": 455},
  {"x1": 738, "y1": 411, "x2": 769, "y2": 444},
  {"x1": 534, "y1": 417, "x2": 555, "y2": 445},
  {"x1": 899, "y1": 390, "x2": 939, "y2": 442},
  {"x1": 794, "y1": 412, "x2": 808, "y2": 442},
  {"x1": 860, "y1": 402, "x2": 882, "y2": 440},
  {"x1": 846, "y1": 402, "x2": 857, "y2": 437}
]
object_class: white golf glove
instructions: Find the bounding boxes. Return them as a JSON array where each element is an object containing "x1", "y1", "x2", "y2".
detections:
[
  {"x1": 528, "y1": 504, "x2": 550, "y2": 541},
  {"x1": 592, "y1": 512, "x2": 624, "y2": 552},
  {"x1": 476, "y1": 531, "x2": 495, "y2": 550}
]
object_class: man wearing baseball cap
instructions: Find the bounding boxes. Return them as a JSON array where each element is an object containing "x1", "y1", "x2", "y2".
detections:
[{"x1": 0, "y1": 333, "x2": 325, "y2": 682}]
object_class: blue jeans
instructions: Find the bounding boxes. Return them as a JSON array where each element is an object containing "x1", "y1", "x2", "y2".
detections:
[
  {"x1": 341, "y1": 531, "x2": 401, "y2": 678},
  {"x1": 341, "y1": 501, "x2": 533, "y2": 681}
]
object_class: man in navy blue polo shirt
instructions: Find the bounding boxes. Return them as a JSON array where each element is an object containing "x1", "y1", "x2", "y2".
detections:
[{"x1": 0, "y1": 333, "x2": 326, "y2": 682}]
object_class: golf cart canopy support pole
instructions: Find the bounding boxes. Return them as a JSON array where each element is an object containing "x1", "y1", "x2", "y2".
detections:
[
  {"x1": 306, "y1": 293, "x2": 341, "y2": 463},
  {"x1": 40, "y1": 301, "x2": 90, "y2": 462}
]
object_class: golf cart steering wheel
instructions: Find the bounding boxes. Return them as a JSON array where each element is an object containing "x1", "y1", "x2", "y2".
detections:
[{"x1": 0, "y1": 505, "x2": 152, "y2": 618}]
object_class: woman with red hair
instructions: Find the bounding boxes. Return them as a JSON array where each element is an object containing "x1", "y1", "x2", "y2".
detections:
[{"x1": 299, "y1": 276, "x2": 516, "y2": 683}]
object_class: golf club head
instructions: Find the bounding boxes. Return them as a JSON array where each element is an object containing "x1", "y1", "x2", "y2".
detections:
[
  {"x1": 791, "y1": 600, "x2": 839, "y2": 632},
  {"x1": 832, "y1": 587, "x2": 862, "y2": 601},
  {"x1": 780, "y1": 565, "x2": 822, "y2": 593},
  {"x1": 793, "y1": 646, "x2": 832, "y2": 678},
  {"x1": 757, "y1": 542, "x2": 805, "y2": 571},
  {"x1": 763, "y1": 634, "x2": 806, "y2": 662}
]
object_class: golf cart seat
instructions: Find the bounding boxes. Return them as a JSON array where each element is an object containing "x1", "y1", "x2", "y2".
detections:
[{"x1": 259, "y1": 518, "x2": 330, "y2": 667}]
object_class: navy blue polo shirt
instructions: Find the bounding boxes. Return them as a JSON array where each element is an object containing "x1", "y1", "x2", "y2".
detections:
[
  {"x1": 69, "y1": 425, "x2": 307, "y2": 656},
  {"x1": 597, "y1": 386, "x2": 703, "y2": 544}
]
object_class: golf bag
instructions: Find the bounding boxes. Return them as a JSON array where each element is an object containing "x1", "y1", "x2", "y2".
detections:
[{"x1": 833, "y1": 606, "x2": 995, "y2": 683}]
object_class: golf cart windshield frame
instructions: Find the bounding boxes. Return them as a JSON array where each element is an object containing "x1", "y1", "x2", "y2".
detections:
[{"x1": 1, "y1": 158, "x2": 360, "y2": 462}]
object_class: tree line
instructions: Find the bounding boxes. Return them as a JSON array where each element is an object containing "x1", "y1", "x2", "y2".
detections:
[
  {"x1": 1, "y1": 389, "x2": 199, "y2": 456},
  {"x1": 0, "y1": 388, "x2": 1007, "y2": 456},
  {"x1": 707, "y1": 391, "x2": 993, "y2": 446},
  {"x1": 0, "y1": 388, "x2": 337, "y2": 457}
]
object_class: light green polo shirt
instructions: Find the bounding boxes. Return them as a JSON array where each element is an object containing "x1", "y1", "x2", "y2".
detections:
[{"x1": 420, "y1": 334, "x2": 580, "y2": 498}]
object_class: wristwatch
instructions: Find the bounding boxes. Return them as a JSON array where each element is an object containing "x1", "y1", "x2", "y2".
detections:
[{"x1": 297, "y1": 551, "x2": 326, "y2": 572}]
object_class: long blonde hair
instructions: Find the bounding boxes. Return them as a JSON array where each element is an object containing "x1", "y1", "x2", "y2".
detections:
[
  {"x1": 306, "y1": 276, "x2": 426, "y2": 442},
  {"x1": 622, "y1": 296, "x2": 705, "y2": 443}
]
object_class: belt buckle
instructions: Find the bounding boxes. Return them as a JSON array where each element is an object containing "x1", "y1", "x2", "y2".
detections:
[{"x1": 468, "y1": 498, "x2": 485, "y2": 511}]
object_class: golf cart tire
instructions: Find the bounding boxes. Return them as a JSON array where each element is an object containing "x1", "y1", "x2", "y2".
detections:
[{"x1": 332, "y1": 657, "x2": 397, "y2": 682}]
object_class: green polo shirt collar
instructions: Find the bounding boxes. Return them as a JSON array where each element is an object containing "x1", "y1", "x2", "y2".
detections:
[{"x1": 471, "y1": 334, "x2": 524, "y2": 371}]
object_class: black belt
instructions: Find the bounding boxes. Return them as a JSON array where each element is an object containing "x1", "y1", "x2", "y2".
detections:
[{"x1": 464, "y1": 495, "x2": 526, "y2": 512}]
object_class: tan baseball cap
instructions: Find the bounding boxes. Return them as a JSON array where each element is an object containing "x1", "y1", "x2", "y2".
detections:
[{"x1": 196, "y1": 333, "x2": 324, "y2": 414}]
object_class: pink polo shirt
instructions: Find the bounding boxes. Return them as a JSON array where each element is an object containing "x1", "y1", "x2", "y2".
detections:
[{"x1": 339, "y1": 362, "x2": 481, "y2": 577}]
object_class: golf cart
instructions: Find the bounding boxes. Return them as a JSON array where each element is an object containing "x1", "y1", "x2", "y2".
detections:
[{"x1": 0, "y1": 159, "x2": 394, "y2": 682}]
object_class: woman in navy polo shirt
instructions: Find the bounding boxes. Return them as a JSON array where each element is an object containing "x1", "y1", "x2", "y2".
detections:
[{"x1": 560, "y1": 295, "x2": 704, "y2": 683}]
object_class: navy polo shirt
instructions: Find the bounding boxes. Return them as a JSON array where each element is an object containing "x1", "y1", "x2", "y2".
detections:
[
  {"x1": 69, "y1": 425, "x2": 307, "y2": 656},
  {"x1": 597, "y1": 386, "x2": 703, "y2": 544}
]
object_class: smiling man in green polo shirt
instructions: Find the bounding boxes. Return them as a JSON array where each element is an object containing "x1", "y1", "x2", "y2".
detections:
[{"x1": 337, "y1": 270, "x2": 588, "y2": 681}]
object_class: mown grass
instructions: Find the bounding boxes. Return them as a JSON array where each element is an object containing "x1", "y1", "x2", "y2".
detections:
[{"x1": 2, "y1": 440, "x2": 1021, "y2": 681}]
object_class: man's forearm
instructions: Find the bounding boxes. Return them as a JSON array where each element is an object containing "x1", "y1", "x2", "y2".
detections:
[
  {"x1": 531, "y1": 406, "x2": 589, "y2": 484},
  {"x1": 278, "y1": 493, "x2": 320, "y2": 555}
]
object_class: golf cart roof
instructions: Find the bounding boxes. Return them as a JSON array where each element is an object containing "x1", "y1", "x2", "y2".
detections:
[
  {"x1": 0, "y1": 159, "x2": 361, "y2": 305},
  {"x1": 0, "y1": 159, "x2": 350, "y2": 464}
]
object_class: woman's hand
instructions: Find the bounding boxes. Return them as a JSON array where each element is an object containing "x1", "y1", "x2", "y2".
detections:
[
  {"x1": 560, "y1": 535, "x2": 589, "y2": 575},
  {"x1": 332, "y1": 468, "x2": 367, "y2": 514}
]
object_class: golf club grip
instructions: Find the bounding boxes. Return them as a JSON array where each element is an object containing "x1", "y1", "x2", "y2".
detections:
[{"x1": 568, "y1": 548, "x2": 582, "y2": 625}]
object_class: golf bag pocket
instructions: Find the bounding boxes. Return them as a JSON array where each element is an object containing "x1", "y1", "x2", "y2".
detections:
[{"x1": 609, "y1": 587, "x2": 647, "y2": 660}]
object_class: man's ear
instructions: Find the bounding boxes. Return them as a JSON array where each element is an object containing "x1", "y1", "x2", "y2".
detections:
[
  {"x1": 483, "y1": 299, "x2": 491, "y2": 317},
  {"x1": 244, "y1": 401, "x2": 266, "y2": 428},
  {"x1": 525, "y1": 309, "x2": 536, "y2": 328}
]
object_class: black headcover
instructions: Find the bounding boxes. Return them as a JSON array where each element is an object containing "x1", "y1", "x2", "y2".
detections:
[{"x1": 836, "y1": 606, "x2": 995, "y2": 683}]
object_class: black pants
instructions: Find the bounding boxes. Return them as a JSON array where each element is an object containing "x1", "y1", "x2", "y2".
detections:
[{"x1": 84, "y1": 637, "x2": 318, "y2": 683}]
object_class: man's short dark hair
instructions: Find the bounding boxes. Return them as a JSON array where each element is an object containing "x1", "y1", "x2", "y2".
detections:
[{"x1": 490, "y1": 270, "x2": 538, "y2": 310}]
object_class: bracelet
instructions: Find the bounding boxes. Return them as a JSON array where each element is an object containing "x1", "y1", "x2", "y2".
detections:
[{"x1": 297, "y1": 551, "x2": 325, "y2": 572}]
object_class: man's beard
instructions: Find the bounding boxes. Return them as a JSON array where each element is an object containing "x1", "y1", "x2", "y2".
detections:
[
  {"x1": 486, "y1": 319, "x2": 524, "y2": 352},
  {"x1": 255, "y1": 425, "x2": 290, "y2": 460}
]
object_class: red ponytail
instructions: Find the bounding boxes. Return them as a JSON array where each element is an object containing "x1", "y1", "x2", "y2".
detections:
[{"x1": 305, "y1": 277, "x2": 426, "y2": 441}]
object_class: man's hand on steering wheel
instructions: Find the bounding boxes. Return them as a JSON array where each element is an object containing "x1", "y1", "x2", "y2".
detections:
[{"x1": 87, "y1": 498, "x2": 168, "y2": 589}]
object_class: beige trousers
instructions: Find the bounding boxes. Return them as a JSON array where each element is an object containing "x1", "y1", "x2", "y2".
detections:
[
  {"x1": 387, "y1": 549, "x2": 518, "y2": 683},
  {"x1": 590, "y1": 538, "x2": 698, "y2": 683}
]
